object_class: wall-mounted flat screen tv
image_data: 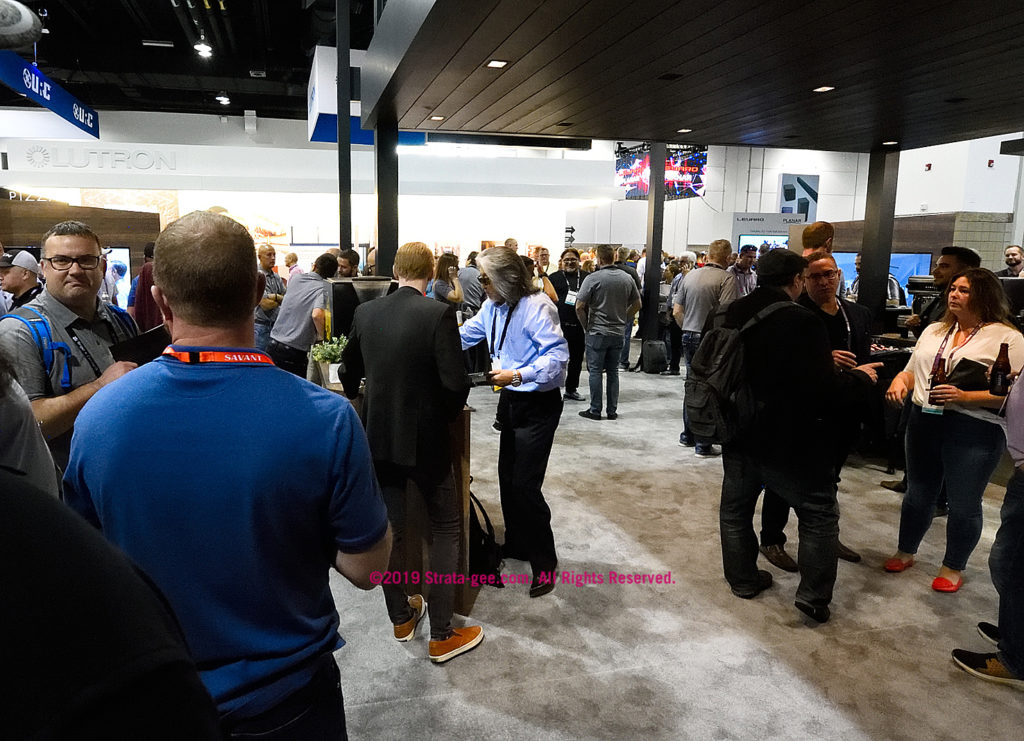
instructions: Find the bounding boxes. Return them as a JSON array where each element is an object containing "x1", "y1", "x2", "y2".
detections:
[
  {"x1": 738, "y1": 234, "x2": 790, "y2": 250},
  {"x1": 616, "y1": 144, "x2": 708, "y2": 201}
]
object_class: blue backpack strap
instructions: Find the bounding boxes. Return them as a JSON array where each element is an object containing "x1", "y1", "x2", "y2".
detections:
[
  {"x1": 103, "y1": 302, "x2": 138, "y2": 339},
  {"x1": 1, "y1": 307, "x2": 73, "y2": 393}
]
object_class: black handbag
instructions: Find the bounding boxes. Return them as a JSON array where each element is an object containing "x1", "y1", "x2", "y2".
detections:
[{"x1": 468, "y1": 492, "x2": 504, "y2": 588}]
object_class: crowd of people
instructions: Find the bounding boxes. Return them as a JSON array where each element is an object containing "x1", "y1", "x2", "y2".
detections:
[{"x1": 2, "y1": 215, "x2": 1024, "y2": 737}]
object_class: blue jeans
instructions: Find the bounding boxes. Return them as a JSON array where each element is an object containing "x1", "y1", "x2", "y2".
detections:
[
  {"x1": 680, "y1": 331, "x2": 712, "y2": 452},
  {"x1": 619, "y1": 320, "x2": 632, "y2": 365},
  {"x1": 899, "y1": 407, "x2": 1006, "y2": 570},
  {"x1": 225, "y1": 656, "x2": 347, "y2": 740},
  {"x1": 720, "y1": 442, "x2": 838, "y2": 607},
  {"x1": 990, "y1": 467, "x2": 1024, "y2": 676},
  {"x1": 586, "y1": 333, "x2": 624, "y2": 416},
  {"x1": 254, "y1": 321, "x2": 272, "y2": 351}
]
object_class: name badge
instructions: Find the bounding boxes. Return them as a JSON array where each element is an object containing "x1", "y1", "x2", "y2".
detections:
[
  {"x1": 565, "y1": 290, "x2": 578, "y2": 307},
  {"x1": 491, "y1": 356, "x2": 503, "y2": 393}
]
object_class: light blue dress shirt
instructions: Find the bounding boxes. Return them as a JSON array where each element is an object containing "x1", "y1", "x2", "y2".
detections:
[{"x1": 460, "y1": 292, "x2": 568, "y2": 392}]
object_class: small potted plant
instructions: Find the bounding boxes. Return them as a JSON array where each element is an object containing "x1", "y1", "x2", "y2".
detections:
[{"x1": 310, "y1": 335, "x2": 348, "y2": 386}]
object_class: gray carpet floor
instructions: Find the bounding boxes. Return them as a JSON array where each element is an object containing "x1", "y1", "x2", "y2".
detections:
[{"x1": 329, "y1": 349, "x2": 1023, "y2": 740}]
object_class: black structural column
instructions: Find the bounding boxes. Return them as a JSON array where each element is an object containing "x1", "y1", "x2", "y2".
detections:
[
  {"x1": 336, "y1": 0, "x2": 351, "y2": 251},
  {"x1": 375, "y1": 115, "x2": 399, "y2": 278},
  {"x1": 642, "y1": 142, "x2": 667, "y2": 342},
  {"x1": 859, "y1": 148, "x2": 900, "y2": 325}
]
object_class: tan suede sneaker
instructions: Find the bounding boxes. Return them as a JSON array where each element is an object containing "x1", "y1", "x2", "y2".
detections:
[
  {"x1": 429, "y1": 625, "x2": 483, "y2": 663},
  {"x1": 393, "y1": 594, "x2": 426, "y2": 642}
]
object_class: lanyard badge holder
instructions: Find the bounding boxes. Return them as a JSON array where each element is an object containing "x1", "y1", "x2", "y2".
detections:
[{"x1": 489, "y1": 305, "x2": 515, "y2": 393}]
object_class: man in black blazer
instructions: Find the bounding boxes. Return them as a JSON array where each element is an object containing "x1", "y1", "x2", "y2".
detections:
[
  {"x1": 758, "y1": 250, "x2": 883, "y2": 571},
  {"x1": 341, "y1": 241, "x2": 482, "y2": 664}
]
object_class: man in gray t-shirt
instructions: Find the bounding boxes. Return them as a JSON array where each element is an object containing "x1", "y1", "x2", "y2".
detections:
[
  {"x1": 268, "y1": 253, "x2": 337, "y2": 377},
  {"x1": 255, "y1": 245, "x2": 286, "y2": 351},
  {"x1": 673, "y1": 239, "x2": 737, "y2": 456},
  {"x1": 575, "y1": 244, "x2": 641, "y2": 420}
]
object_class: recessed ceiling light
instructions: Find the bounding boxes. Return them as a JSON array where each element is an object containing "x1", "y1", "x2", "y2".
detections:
[
  {"x1": 676, "y1": 128, "x2": 692, "y2": 134},
  {"x1": 215, "y1": 93, "x2": 230, "y2": 105},
  {"x1": 486, "y1": 60, "x2": 508, "y2": 68},
  {"x1": 429, "y1": 115, "x2": 445, "y2": 121},
  {"x1": 812, "y1": 86, "x2": 835, "y2": 93},
  {"x1": 882, "y1": 140, "x2": 898, "y2": 146},
  {"x1": 141, "y1": 39, "x2": 174, "y2": 48}
]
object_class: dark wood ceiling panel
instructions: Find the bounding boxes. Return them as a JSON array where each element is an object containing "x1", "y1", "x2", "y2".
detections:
[
  {"x1": 494, "y1": 0, "x2": 807, "y2": 135},
  {"x1": 369, "y1": 0, "x2": 1024, "y2": 152},
  {"x1": 435, "y1": 0, "x2": 670, "y2": 131},
  {"x1": 402, "y1": 0, "x2": 549, "y2": 128}
]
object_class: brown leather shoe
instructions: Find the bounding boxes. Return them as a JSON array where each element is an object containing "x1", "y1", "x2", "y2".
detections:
[
  {"x1": 759, "y1": 543, "x2": 799, "y2": 573},
  {"x1": 393, "y1": 594, "x2": 426, "y2": 642},
  {"x1": 429, "y1": 626, "x2": 484, "y2": 663},
  {"x1": 837, "y1": 540, "x2": 862, "y2": 563}
]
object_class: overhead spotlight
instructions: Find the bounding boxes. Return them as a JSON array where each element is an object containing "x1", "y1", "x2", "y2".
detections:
[
  {"x1": 676, "y1": 128, "x2": 692, "y2": 134},
  {"x1": 215, "y1": 92, "x2": 230, "y2": 105},
  {"x1": 812, "y1": 86, "x2": 835, "y2": 93},
  {"x1": 194, "y1": 33, "x2": 212, "y2": 58},
  {"x1": 486, "y1": 59, "x2": 508, "y2": 68},
  {"x1": 429, "y1": 115, "x2": 445, "y2": 121},
  {"x1": 882, "y1": 141, "x2": 898, "y2": 146}
]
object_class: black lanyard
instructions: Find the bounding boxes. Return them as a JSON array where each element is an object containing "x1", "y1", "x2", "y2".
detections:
[
  {"x1": 66, "y1": 326, "x2": 103, "y2": 377},
  {"x1": 489, "y1": 303, "x2": 515, "y2": 358},
  {"x1": 567, "y1": 271, "x2": 581, "y2": 291},
  {"x1": 835, "y1": 301, "x2": 852, "y2": 351}
]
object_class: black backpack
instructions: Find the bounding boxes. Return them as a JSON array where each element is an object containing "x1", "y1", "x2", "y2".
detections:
[
  {"x1": 683, "y1": 302, "x2": 790, "y2": 443},
  {"x1": 468, "y1": 492, "x2": 504, "y2": 588}
]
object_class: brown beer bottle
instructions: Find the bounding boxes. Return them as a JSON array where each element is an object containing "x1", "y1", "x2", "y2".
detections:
[
  {"x1": 990, "y1": 342, "x2": 1012, "y2": 396},
  {"x1": 928, "y1": 363, "x2": 948, "y2": 406}
]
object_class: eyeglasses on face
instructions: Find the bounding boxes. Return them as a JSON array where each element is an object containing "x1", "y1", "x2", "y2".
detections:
[
  {"x1": 43, "y1": 254, "x2": 102, "y2": 271},
  {"x1": 806, "y1": 270, "x2": 838, "y2": 282}
]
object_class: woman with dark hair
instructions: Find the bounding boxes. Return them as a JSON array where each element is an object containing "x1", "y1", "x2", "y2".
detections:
[
  {"x1": 431, "y1": 252, "x2": 464, "y2": 307},
  {"x1": 0, "y1": 348, "x2": 60, "y2": 496},
  {"x1": 548, "y1": 247, "x2": 587, "y2": 401},
  {"x1": 885, "y1": 267, "x2": 1024, "y2": 592},
  {"x1": 459, "y1": 247, "x2": 569, "y2": 597}
]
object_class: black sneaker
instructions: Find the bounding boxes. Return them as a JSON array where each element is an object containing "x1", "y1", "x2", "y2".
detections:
[
  {"x1": 563, "y1": 391, "x2": 585, "y2": 401},
  {"x1": 951, "y1": 649, "x2": 1024, "y2": 689},
  {"x1": 795, "y1": 601, "x2": 831, "y2": 624},
  {"x1": 730, "y1": 569, "x2": 772, "y2": 599},
  {"x1": 606, "y1": 412, "x2": 618, "y2": 420},
  {"x1": 978, "y1": 621, "x2": 1001, "y2": 646},
  {"x1": 578, "y1": 409, "x2": 602, "y2": 421}
]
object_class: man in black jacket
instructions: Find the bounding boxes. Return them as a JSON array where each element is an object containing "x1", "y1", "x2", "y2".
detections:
[
  {"x1": 718, "y1": 249, "x2": 842, "y2": 624},
  {"x1": 342, "y1": 241, "x2": 482, "y2": 663},
  {"x1": 758, "y1": 250, "x2": 881, "y2": 571}
]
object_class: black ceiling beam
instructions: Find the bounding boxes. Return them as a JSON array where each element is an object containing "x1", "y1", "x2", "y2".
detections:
[
  {"x1": 1001, "y1": 139, "x2": 1024, "y2": 156},
  {"x1": 426, "y1": 132, "x2": 591, "y2": 150}
]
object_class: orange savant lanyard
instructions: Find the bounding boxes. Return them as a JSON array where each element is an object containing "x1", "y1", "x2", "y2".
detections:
[{"x1": 161, "y1": 348, "x2": 275, "y2": 365}]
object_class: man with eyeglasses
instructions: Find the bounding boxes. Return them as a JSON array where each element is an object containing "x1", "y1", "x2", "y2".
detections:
[
  {"x1": 757, "y1": 250, "x2": 881, "y2": 573},
  {"x1": 0, "y1": 221, "x2": 137, "y2": 469}
]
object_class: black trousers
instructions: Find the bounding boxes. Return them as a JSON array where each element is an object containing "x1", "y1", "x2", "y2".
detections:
[
  {"x1": 562, "y1": 322, "x2": 585, "y2": 394},
  {"x1": 267, "y1": 339, "x2": 309, "y2": 378},
  {"x1": 496, "y1": 388, "x2": 563, "y2": 574},
  {"x1": 721, "y1": 442, "x2": 838, "y2": 607},
  {"x1": 376, "y1": 460, "x2": 459, "y2": 641}
]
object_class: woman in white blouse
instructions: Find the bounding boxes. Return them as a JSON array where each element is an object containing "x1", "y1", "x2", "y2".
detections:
[{"x1": 884, "y1": 268, "x2": 1024, "y2": 592}]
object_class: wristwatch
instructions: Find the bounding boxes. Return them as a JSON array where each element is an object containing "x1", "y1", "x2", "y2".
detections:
[{"x1": 511, "y1": 369, "x2": 522, "y2": 387}]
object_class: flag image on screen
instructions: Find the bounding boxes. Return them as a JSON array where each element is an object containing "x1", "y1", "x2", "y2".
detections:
[
  {"x1": 616, "y1": 144, "x2": 707, "y2": 200},
  {"x1": 665, "y1": 145, "x2": 707, "y2": 200}
]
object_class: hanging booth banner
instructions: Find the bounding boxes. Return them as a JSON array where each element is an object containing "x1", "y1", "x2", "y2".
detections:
[{"x1": 0, "y1": 51, "x2": 99, "y2": 138}]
